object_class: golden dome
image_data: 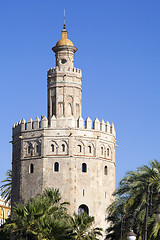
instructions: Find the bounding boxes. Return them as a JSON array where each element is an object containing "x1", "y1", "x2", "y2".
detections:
[{"x1": 56, "y1": 29, "x2": 74, "y2": 47}]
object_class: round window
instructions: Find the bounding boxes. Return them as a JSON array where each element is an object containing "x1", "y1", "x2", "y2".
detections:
[{"x1": 61, "y1": 59, "x2": 67, "y2": 64}]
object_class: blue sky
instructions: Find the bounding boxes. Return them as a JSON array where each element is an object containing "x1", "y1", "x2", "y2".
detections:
[{"x1": 0, "y1": 0, "x2": 160, "y2": 187}]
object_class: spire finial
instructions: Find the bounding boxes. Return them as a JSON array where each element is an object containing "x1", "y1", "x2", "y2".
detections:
[{"x1": 63, "y1": 9, "x2": 66, "y2": 29}]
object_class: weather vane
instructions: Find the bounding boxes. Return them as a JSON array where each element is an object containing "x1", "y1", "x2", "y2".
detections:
[{"x1": 63, "y1": 9, "x2": 66, "y2": 29}]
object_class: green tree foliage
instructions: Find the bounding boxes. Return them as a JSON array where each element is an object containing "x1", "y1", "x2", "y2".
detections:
[
  {"x1": 0, "y1": 225, "x2": 10, "y2": 240},
  {"x1": 106, "y1": 160, "x2": 160, "y2": 240},
  {"x1": 70, "y1": 212, "x2": 102, "y2": 240},
  {"x1": 2, "y1": 188, "x2": 102, "y2": 240},
  {"x1": 0, "y1": 170, "x2": 12, "y2": 202},
  {"x1": 4, "y1": 189, "x2": 72, "y2": 240}
]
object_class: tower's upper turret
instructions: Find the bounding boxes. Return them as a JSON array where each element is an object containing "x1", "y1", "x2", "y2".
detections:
[
  {"x1": 52, "y1": 26, "x2": 77, "y2": 69},
  {"x1": 47, "y1": 26, "x2": 82, "y2": 122}
]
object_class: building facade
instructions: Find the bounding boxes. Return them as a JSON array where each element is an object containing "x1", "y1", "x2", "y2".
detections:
[
  {"x1": 0, "y1": 197, "x2": 11, "y2": 226},
  {"x1": 12, "y1": 25, "x2": 116, "y2": 232}
]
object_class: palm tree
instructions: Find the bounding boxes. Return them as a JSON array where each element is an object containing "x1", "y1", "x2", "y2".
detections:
[
  {"x1": 106, "y1": 160, "x2": 160, "y2": 240},
  {"x1": 37, "y1": 215, "x2": 74, "y2": 240},
  {"x1": 4, "y1": 197, "x2": 45, "y2": 239},
  {"x1": 4, "y1": 188, "x2": 102, "y2": 240},
  {"x1": 4, "y1": 188, "x2": 74, "y2": 240},
  {"x1": 71, "y1": 212, "x2": 102, "y2": 240},
  {"x1": 38, "y1": 188, "x2": 73, "y2": 240},
  {"x1": 0, "y1": 170, "x2": 12, "y2": 202}
]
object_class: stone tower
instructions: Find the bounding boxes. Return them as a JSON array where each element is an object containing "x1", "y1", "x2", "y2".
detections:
[
  {"x1": 12, "y1": 25, "x2": 116, "y2": 232},
  {"x1": 48, "y1": 27, "x2": 82, "y2": 123}
]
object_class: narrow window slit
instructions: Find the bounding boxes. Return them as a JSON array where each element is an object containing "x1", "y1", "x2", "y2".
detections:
[
  {"x1": 82, "y1": 163, "x2": 87, "y2": 173},
  {"x1": 54, "y1": 162, "x2": 59, "y2": 172}
]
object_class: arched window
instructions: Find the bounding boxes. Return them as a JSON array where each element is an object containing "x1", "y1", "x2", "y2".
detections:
[
  {"x1": 36, "y1": 145, "x2": 39, "y2": 153},
  {"x1": 88, "y1": 146, "x2": 91, "y2": 154},
  {"x1": 83, "y1": 189, "x2": 85, "y2": 196},
  {"x1": 8, "y1": 210, "x2": 10, "y2": 217},
  {"x1": 1, "y1": 209, "x2": 3, "y2": 217},
  {"x1": 78, "y1": 204, "x2": 89, "y2": 215},
  {"x1": 29, "y1": 164, "x2": 34, "y2": 173},
  {"x1": 107, "y1": 148, "x2": 109, "y2": 157},
  {"x1": 68, "y1": 103, "x2": 73, "y2": 115},
  {"x1": 54, "y1": 162, "x2": 59, "y2": 172},
  {"x1": 101, "y1": 147, "x2": 103, "y2": 155},
  {"x1": 104, "y1": 166, "x2": 108, "y2": 175},
  {"x1": 28, "y1": 146, "x2": 31, "y2": 154},
  {"x1": 62, "y1": 144, "x2": 65, "y2": 152},
  {"x1": 52, "y1": 97, "x2": 56, "y2": 116},
  {"x1": 76, "y1": 103, "x2": 80, "y2": 116},
  {"x1": 82, "y1": 163, "x2": 87, "y2": 173},
  {"x1": 51, "y1": 144, "x2": 54, "y2": 152},
  {"x1": 59, "y1": 102, "x2": 64, "y2": 116},
  {"x1": 78, "y1": 145, "x2": 82, "y2": 152}
]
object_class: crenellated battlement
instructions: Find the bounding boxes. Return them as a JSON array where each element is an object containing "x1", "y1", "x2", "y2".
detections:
[
  {"x1": 13, "y1": 115, "x2": 116, "y2": 137},
  {"x1": 47, "y1": 66, "x2": 82, "y2": 77}
]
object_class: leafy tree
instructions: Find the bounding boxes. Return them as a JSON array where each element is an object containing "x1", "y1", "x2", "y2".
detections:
[
  {"x1": 106, "y1": 160, "x2": 160, "y2": 240},
  {"x1": 0, "y1": 170, "x2": 12, "y2": 202}
]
